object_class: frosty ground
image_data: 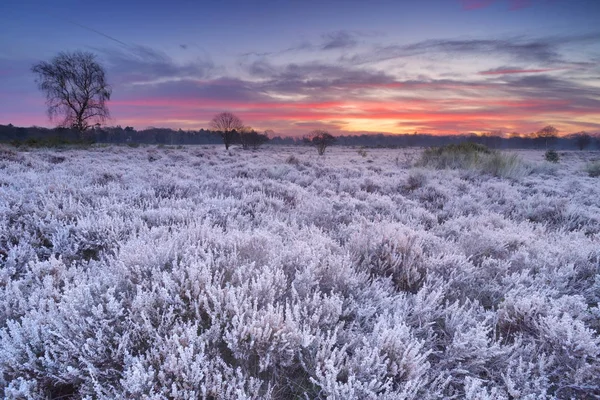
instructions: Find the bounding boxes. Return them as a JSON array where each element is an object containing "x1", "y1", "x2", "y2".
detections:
[{"x1": 0, "y1": 145, "x2": 599, "y2": 399}]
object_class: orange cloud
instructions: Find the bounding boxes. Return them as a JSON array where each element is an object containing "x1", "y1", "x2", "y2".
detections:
[{"x1": 110, "y1": 95, "x2": 598, "y2": 136}]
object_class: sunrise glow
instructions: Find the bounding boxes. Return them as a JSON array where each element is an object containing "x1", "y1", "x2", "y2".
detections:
[{"x1": 1, "y1": 0, "x2": 599, "y2": 136}]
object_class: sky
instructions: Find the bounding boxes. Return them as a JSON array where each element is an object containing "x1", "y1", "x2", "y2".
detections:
[{"x1": 1, "y1": 0, "x2": 599, "y2": 137}]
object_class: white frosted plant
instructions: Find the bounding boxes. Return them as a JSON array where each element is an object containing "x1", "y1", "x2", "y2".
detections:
[{"x1": 0, "y1": 146, "x2": 599, "y2": 398}]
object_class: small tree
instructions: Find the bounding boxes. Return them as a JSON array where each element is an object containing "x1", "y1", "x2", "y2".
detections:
[
  {"x1": 32, "y1": 51, "x2": 111, "y2": 136},
  {"x1": 535, "y1": 125, "x2": 558, "y2": 149},
  {"x1": 210, "y1": 112, "x2": 243, "y2": 150},
  {"x1": 240, "y1": 129, "x2": 269, "y2": 150},
  {"x1": 575, "y1": 133, "x2": 592, "y2": 151},
  {"x1": 239, "y1": 126, "x2": 252, "y2": 150},
  {"x1": 308, "y1": 130, "x2": 336, "y2": 155}
]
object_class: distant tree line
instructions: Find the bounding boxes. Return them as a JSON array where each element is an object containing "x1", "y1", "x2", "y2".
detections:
[
  {"x1": 0, "y1": 124, "x2": 266, "y2": 147},
  {"x1": 332, "y1": 129, "x2": 600, "y2": 151},
  {"x1": 1, "y1": 123, "x2": 598, "y2": 150}
]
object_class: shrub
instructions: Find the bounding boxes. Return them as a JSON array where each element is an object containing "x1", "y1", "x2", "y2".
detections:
[
  {"x1": 545, "y1": 150, "x2": 559, "y2": 163},
  {"x1": 403, "y1": 170, "x2": 428, "y2": 191},
  {"x1": 285, "y1": 154, "x2": 300, "y2": 165},
  {"x1": 585, "y1": 161, "x2": 600, "y2": 177},
  {"x1": 1, "y1": 147, "x2": 599, "y2": 398},
  {"x1": 350, "y1": 229, "x2": 427, "y2": 294},
  {"x1": 417, "y1": 142, "x2": 492, "y2": 170},
  {"x1": 10, "y1": 137, "x2": 94, "y2": 148},
  {"x1": 417, "y1": 142, "x2": 524, "y2": 178},
  {"x1": 47, "y1": 155, "x2": 66, "y2": 164},
  {"x1": 0, "y1": 148, "x2": 22, "y2": 162},
  {"x1": 240, "y1": 130, "x2": 269, "y2": 150},
  {"x1": 480, "y1": 152, "x2": 524, "y2": 178},
  {"x1": 306, "y1": 130, "x2": 336, "y2": 155}
]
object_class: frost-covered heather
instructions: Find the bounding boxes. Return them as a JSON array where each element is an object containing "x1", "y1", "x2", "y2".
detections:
[{"x1": 1, "y1": 145, "x2": 599, "y2": 399}]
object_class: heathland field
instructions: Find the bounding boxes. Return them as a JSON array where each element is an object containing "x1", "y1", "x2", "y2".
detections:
[{"x1": 1, "y1": 145, "x2": 599, "y2": 399}]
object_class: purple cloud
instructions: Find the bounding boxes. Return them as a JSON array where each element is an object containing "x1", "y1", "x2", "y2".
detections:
[
  {"x1": 341, "y1": 32, "x2": 600, "y2": 66},
  {"x1": 321, "y1": 31, "x2": 358, "y2": 50},
  {"x1": 96, "y1": 45, "x2": 214, "y2": 85}
]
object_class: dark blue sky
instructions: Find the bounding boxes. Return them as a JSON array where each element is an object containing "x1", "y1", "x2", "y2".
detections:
[{"x1": 2, "y1": 0, "x2": 599, "y2": 135}]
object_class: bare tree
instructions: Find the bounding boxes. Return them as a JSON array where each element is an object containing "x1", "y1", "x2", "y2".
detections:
[
  {"x1": 307, "y1": 130, "x2": 336, "y2": 155},
  {"x1": 239, "y1": 126, "x2": 264, "y2": 150},
  {"x1": 32, "y1": 51, "x2": 111, "y2": 136},
  {"x1": 210, "y1": 112, "x2": 244, "y2": 150},
  {"x1": 240, "y1": 129, "x2": 269, "y2": 150},
  {"x1": 574, "y1": 132, "x2": 592, "y2": 150},
  {"x1": 535, "y1": 125, "x2": 558, "y2": 149},
  {"x1": 239, "y1": 126, "x2": 253, "y2": 150}
]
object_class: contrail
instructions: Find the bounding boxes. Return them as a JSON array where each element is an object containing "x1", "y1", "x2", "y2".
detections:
[{"x1": 40, "y1": 10, "x2": 131, "y2": 48}]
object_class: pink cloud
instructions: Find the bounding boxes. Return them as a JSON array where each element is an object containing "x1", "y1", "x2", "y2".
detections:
[
  {"x1": 4, "y1": 70, "x2": 596, "y2": 136},
  {"x1": 105, "y1": 93, "x2": 595, "y2": 136}
]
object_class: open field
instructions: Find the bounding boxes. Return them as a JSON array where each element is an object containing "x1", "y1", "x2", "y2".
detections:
[{"x1": 1, "y1": 145, "x2": 599, "y2": 399}]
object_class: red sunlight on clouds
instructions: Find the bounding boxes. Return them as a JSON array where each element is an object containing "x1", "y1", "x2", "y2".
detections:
[
  {"x1": 8, "y1": 96, "x2": 596, "y2": 137},
  {"x1": 7, "y1": 80, "x2": 597, "y2": 137},
  {"x1": 106, "y1": 94, "x2": 599, "y2": 136}
]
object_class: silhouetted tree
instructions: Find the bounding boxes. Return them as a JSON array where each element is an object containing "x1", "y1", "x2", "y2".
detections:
[
  {"x1": 575, "y1": 132, "x2": 592, "y2": 150},
  {"x1": 481, "y1": 130, "x2": 503, "y2": 149},
  {"x1": 239, "y1": 126, "x2": 252, "y2": 150},
  {"x1": 535, "y1": 125, "x2": 558, "y2": 149},
  {"x1": 210, "y1": 112, "x2": 244, "y2": 150},
  {"x1": 32, "y1": 51, "x2": 111, "y2": 136},
  {"x1": 308, "y1": 130, "x2": 336, "y2": 155},
  {"x1": 240, "y1": 128, "x2": 269, "y2": 149}
]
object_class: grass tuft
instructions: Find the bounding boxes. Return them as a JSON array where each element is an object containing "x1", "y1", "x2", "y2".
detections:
[
  {"x1": 585, "y1": 160, "x2": 600, "y2": 177},
  {"x1": 416, "y1": 142, "x2": 524, "y2": 178}
]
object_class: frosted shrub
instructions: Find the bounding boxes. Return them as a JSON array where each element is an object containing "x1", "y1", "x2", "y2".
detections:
[
  {"x1": 415, "y1": 184, "x2": 449, "y2": 212},
  {"x1": 0, "y1": 147, "x2": 23, "y2": 163},
  {"x1": 349, "y1": 224, "x2": 427, "y2": 293},
  {"x1": 519, "y1": 195, "x2": 567, "y2": 226},
  {"x1": 402, "y1": 169, "x2": 428, "y2": 192},
  {"x1": 1, "y1": 146, "x2": 599, "y2": 398},
  {"x1": 585, "y1": 160, "x2": 600, "y2": 177},
  {"x1": 544, "y1": 149, "x2": 559, "y2": 163},
  {"x1": 417, "y1": 143, "x2": 525, "y2": 179},
  {"x1": 285, "y1": 154, "x2": 299, "y2": 165},
  {"x1": 480, "y1": 152, "x2": 525, "y2": 178}
]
